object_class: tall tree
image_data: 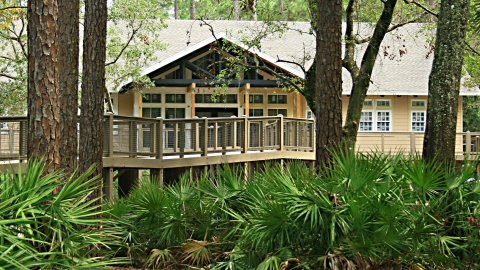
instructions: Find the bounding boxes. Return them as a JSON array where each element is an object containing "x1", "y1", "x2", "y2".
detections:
[
  {"x1": 190, "y1": 0, "x2": 195, "y2": 19},
  {"x1": 58, "y1": 0, "x2": 79, "y2": 175},
  {"x1": 342, "y1": 0, "x2": 398, "y2": 144},
  {"x1": 423, "y1": 0, "x2": 470, "y2": 164},
  {"x1": 315, "y1": 0, "x2": 343, "y2": 166},
  {"x1": 234, "y1": 0, "x2": 239, "y2": 20},
  {"x1": 27, "y1": 0, "x2": 59, "y2": 173},
  {"x1": 80, "y1": 0, "x2": 107, "y2": 196}
]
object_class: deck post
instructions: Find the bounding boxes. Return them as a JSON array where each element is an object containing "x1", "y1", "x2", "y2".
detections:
[
  {"x1": 150, "y1": 168, "x2": 164, "y2": 186},
  {"x1": 129, "y1": 120, "x2": 137, "y2": 157},
  {"x1": 107, "y1": 113, "x2": 114, "y2": 157},
  {"x1": 102, "y1": 167, "x2": 114, "y2": 201},
  {"x1": 466, "y1": 131, "x2": 471, "y2": 158},
  {"x1": 242, "y1": 116, "x2": 249, "y2": 153},
  {"x1": 213, "y1": 122, "x2": 218, "y2": 150},
  {"x1": 202, "y1": 117, "x2": 208, "y2": 156},
  {"x1": 279, "y1": 115, "x2": 284, "y2": 151},
  {"x1": 156, "y1": 117, "x2": 163, "y2": 159},
  {"x1": 410, "y1": 132, "x2": 416, "y2": 154}
]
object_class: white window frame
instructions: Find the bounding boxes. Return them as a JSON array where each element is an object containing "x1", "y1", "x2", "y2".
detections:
[
  {"x1": 411, "y1": 111, "x2": 426, "y2": 132},
  {"x1": 306, "y1": 110, "x2": 314, "y2": 119},
  {"x1": 376, "y1": 110, "x2": 392, "y2": 132},
  {"x1": 411, "y1": 100, "x2": 426, "y2": 108},
  {"x1": 363, "y1": 99, "x2": 373, "y2": 107},
  {"x1": 376, "y1": 99, "x2": 391, "y2": 108},
  {"x1": 359, "y1": 110, "x2": 374, "y2": 132}
]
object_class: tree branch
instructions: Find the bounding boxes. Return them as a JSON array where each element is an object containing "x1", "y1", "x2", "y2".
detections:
[
  {"x1": 0, "y1": 73, "x2": 18, "y2": 80},
  {"x1": 466, "y1": 41, "x2": 480, "y2": 57},
  {"x1": 105, "y1": 21, "x2": 143, "y2": 67},
  {"x1": 0, "y1": 6, "x2": 26, "y2": 11},
  {"x1": 403, "y1": 0, "x2": 437, "y2": 17}
]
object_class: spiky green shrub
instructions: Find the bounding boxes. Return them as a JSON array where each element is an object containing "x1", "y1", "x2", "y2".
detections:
[
  {"x1": 108, "y1": 148, "x2": 480, "y2": 269},
  {"x1": 0, "y1": 160, "x2": 127, "y2": 269}
]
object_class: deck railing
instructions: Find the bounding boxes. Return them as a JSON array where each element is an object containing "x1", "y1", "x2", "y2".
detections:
[
  {"x1": 0, "y1": 115, "x2": 315, "y2": 160},
  {"x1": 1, "y1": 115, "x2": 478, "y2": 161}
]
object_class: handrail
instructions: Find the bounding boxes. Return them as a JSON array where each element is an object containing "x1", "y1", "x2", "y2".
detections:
[{"x1": 2, "y1": 115, "x2": 479, "y2": 161}]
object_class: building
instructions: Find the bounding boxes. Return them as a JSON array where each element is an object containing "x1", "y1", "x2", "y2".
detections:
[{"x1": 110, "y1": 20, "x2": 479, "y2": 155}]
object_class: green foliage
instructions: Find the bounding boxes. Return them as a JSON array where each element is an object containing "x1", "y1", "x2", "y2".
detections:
[
  {"x1": 0, "y1": 160, "x2": 127, "y2": 269},
  {"x1": 109, "y1": 150, "x2": 480, "y2": 269}
]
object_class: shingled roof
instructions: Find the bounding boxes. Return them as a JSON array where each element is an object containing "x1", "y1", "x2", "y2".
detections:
[{"x1": 133, "y1": 20, "x2": 479, "y2": 96}]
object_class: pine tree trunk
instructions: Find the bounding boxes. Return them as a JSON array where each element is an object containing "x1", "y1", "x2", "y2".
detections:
[
  {"x1": 58, "y1": 0, "x2": 79, "y2": 175},
  {"x1": 174, "y1": 0, "x2": 179, "y2": 20},
  {"x1": 279, "y1": 0, "x2": 284, "y2": 21},
  {"x1": 252, "y1": 0, "x2": 257, "y2": 21},
  {"x1": 315, "y1": 0, "x2": 343, "y2": 167},
  {"x1": 423, "y1": 0, "x2": 469, "y2": 164},
  {"x1": 27, "y1": 0, "x2": 60, "y2": 174},
  {"x1": 80, "y1": 0, "x2": 107, "y2": 198},
  {"x1": 342, "y1": 0, "x2": 397, "y2": 144}
]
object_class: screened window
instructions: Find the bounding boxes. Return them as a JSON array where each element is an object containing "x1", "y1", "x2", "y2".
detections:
[
  {"x1": 376, "y1": 111, "x2": 391, "y2": 131},
  {"x1": 359, "y1": 111, "x2": 373, "y2": 131},
  {"x1": 268, "y1": 94, "x2": 287, "y2": 104},
  {"x1": 166, "y1": 94, "x2": 185, "y2": 103},
  {"x1": 268, "y1": 108, "x2": 287, "y2": 116},
  {"x1": 249, "y1": 108, "x2": 264, "y2": 116},
  {"x1": 411, "y1": 111, "x2": 426, "y2": 132}
]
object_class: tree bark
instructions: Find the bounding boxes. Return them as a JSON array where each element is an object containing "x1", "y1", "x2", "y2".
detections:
[
  {"x1": 279, "y1": 0, "x2": 284, "y2": 21},
  {"x1": 423, "y1": 0, "x2": 469, "y2": 164},
  {"x1": 174, "y1": 0, "x2": 179, "y2": 20},
  {"x1": 58, "y1": 0, "x2": 79, "y2": 175},
  {"x1": 315, "y1": 0, "x2": 343, "y2": 167},
  {"x1": 27, "y1": 0, "x2": 59, "y2": 174},
  {"x1": 342, "y1": 0, "x2": 397, "y2": 144},
  {"x1": 80, "y1": 0, "x2": 107, "y2": 198}
]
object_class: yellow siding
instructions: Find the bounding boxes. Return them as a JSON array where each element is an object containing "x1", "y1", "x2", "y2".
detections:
[{"x1": 117, "y1": 91, "x2": 134, "y2": 116}]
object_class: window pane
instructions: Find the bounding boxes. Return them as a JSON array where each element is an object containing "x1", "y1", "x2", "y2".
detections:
[
  {"x1": 166, "y1": 94, "x2": 175, "y2": 103},
  {"x1": 268, "y1": 95, "x2": 277, "y2": 104},
  {"x1": 267, "y1": 109, "x2": 277, "y2": 116},
  {"x1": 359, "y1": 111, "x2": 373, "y2": 131},
  {"x1": 254, "y1": 95, "x2": 263, "y2": 104},
  {"x1": 142, "y1": 94, "x2": 151, "y2": 103},
  {"x1": 226, "y1": 94, "x2": 237, "y2": 103},
  {"x1": 277, "y1": 109, "x2": 287, "y2": 116},
  {"x1": 142, "y1": 108, "x2": 150, "y2": 118},
  {"x1": 166, "y1": 108, "x2": 175, "y2": 118},
  {"x1": 176, "y1": 94, "x2": 185, "y2": 103},
  {"x1": 151, "y1": 108, "x2": 161, "y2": 118},
  {"x1": 175, "y1": 108, "x2": 185, "y2": 118},
  {"x1": 195, "y1": 94, "x2": 203, "y2": 103},
  {"x1": 278, "y1": 95, "x2": 287, "y2": 104},
  {"x1": 363, "y1": 100, "x2": 373, "y2": 107},
  {"x1": 151, "y1": 94, "x2": 161, "y2": 103}
]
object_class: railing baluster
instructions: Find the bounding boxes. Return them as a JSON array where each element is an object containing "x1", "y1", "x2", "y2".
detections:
[
  {"x1": 156, "y1": 117, "x2": 163, "y2": 159},
  {"x1": 202, "y1": 117, "x2": 208, "y2": 156}
]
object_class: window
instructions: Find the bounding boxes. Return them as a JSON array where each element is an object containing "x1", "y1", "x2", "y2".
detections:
[
  {"x1": 249, "y1": 108, "x2": 264, "y2": 116},
  {"x1": 166, "y1": 94, "x2": 185, "y2": 103},
  {"x1": 142, "y1": 108, "x2": 161, "y2": 118},
  {"x1": 196, "y1": 94, "x2": 237, "y2": 103},
  {"x1": 376, "y1": 111, "x2": 391, "y2": 131},
  {"x1": 165, "y1": 69, "x2": 181, "y2": 79},
  {"x1": 376, "y1": 100, "x2": 391, "y2": 107},
  {"x1": 363, "y1": 99, "x2": 373, "y2": 107},
  {"x1": 166, "y1": 108, "x2": 185, "y2": 119},
  {"x1": 306, "y1": 110, "x2": 314, "y2": 119},
  {"x1": 359, "y1": 111, "x2": 373, "y2": 131},
  {"x1": 411, "y1": 100, "x2": 426, "y2": 107},
  {"x1": 245, "y1": 94, "x2": 264, "y2": 104},
  {"x1": 411, "y1": 111, "x2": 426, "y2": 132},
  {"x1": 1, "y1": 122, "x2": 7, "y2": 135},
  {"x1": 268, "y1": 94, "x2": 287, "y2": 104},
  {"x1": 268, "y1": 108, "x2": 287, "y2": 116},
  {"x1": 142, "y1": 94, "x2": 161, "y2": 103}
]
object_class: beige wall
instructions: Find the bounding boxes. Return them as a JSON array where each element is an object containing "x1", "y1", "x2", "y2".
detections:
[{"x1": 117, "y1": 91, "x2": 135, "y2": 116}]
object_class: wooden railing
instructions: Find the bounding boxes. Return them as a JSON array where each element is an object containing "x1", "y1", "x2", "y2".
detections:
[
  {"x1": 1, "y1": 115, "x2": 478, "y2": 161},
  {"x1": 0, "y1": 115, "x2": 315, "y2": 161}
]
